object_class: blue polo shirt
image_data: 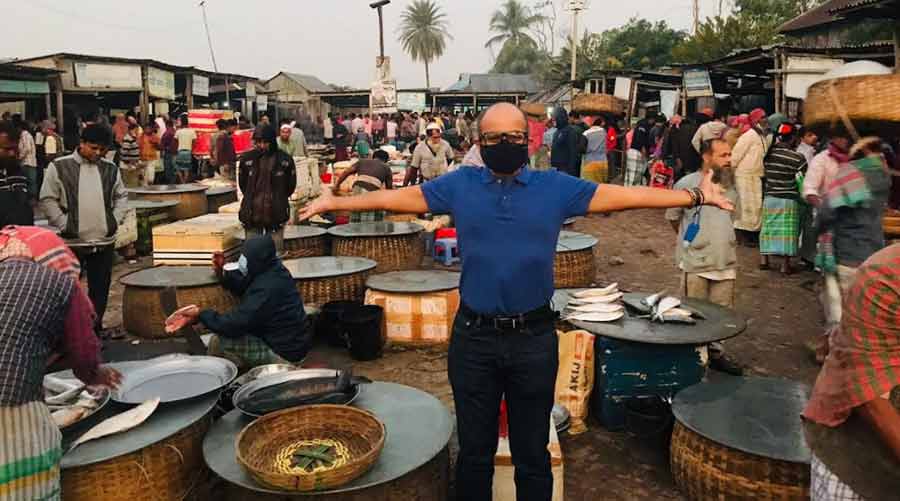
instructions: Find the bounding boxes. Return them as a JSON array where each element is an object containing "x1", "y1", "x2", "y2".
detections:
[{"x1": 422, "y1": 167, "x2": 597, "y2": 315}]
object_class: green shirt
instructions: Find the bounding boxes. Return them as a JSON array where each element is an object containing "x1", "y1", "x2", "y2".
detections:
[{"x1": 277, "y1": 138, "x2": 296, "y2": 157}]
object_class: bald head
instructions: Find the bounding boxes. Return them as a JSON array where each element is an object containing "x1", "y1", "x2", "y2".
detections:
[{"x1": 480, "y1": 103, "x2": 528, "y2": 136}]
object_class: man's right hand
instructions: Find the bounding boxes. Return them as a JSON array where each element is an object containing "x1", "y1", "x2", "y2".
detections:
[
  {"x1": 806, "y1": 194, "x2": 821, "y2": 207},
  {"x1": 94, "y1": 366, "x2": 123, "y2": 389},
  {"x1": 299, "y1": 189, "x2": 337, "y2": 221}
]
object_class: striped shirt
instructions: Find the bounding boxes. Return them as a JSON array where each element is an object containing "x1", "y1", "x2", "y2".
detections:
[
  {"x1": 120, "y1": 134, "x2": 141, "y2": 164},
  {"x1": 764, "y1": 143, "x2": 807, "y2": 198}
]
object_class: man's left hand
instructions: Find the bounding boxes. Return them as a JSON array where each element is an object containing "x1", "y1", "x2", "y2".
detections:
[{"x1": 699, "y1": 169, "x2": 735, "y2": 211}]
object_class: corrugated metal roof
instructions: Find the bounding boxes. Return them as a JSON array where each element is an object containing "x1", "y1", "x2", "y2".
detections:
[
  {"x1": 275, "y1": 72, "x2": 334, "y2": 93},
  {"x1": 443, "y1": 73, "x2": 540, "y2": 94},
  {"x1": 12, "y1": 52, "x2": 259, "y2": 81},
  {"x1": 830, "y1": 0, "x2": 899, "y2": 14},
  {"x1": 778, "y1": 0, "x2": 856, "y2": 34}
]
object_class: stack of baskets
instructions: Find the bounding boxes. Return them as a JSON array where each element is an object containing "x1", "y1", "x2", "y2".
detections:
[
  {"x1": 805, "y1": 73, "x2": 900, "y2": 137},
  {"x1": 572, "y1": 93, "x2": 626, "y2": 116},
  {"x1": 236, "y1": 405, "x2": 385, "y2": 492}
]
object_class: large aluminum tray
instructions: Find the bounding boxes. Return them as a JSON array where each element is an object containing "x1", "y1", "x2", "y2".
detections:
[
  {"x1": 232, "y1": 369, "x2": 361, "y2": 418},
  {"x1": 112, "y1": 354, "x2": 237, "y2": 404}
]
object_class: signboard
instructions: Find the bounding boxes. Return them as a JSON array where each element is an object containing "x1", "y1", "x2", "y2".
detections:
[
  {"x1": 256, "y1": 95, "x2": 268, "y2": 111},
  {"x1": 683, "y1": 68, "x2": 714, "y2": 98},
  {"x1": 371, "y1": 80, "x2": 397, "y2": 114},
  {"x1": 375, "y1": 56, "x2": 392, "y2": 83},
  {"x1": 397, "y1": 91, "x2": 427, "y2": 111},
  {"x1": 613, "y1": 77, "x2": 632, "y2": 101},
  {"x1": 785, "y1": 56, "x2": 844, "y2": 100},
  {"x1": 659, "y1": 89, "x2": 679, "y2": 120},
  {"x1": 0, "y1": 79, "x2": 49, "y2": 95},
  {"x1": 192, "y1": 75, "x2": 210, "y2": 97},
  {"x1": 245, "y1": 83, "x2": 256, "y2": 98},
  {"x1": 73, "y1": 62, "x2": 142, "y2": 90},
  {"x1": 147, "y1": 67, "x2": 175, "y2": 100}
]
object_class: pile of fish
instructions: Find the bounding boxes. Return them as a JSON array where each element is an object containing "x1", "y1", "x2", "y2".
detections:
[
  {"x1": 635, "y1": 291, "x2": 705, "y2": 324},
  {"x1": 563, "y1": 284, "x2": 626, "y2": 323},
  {"x1": 44, "y1": 376, "x2": 108, "y2": 429},
  {"x1": 238, "y1": 369, "x2": 372, "y2": 416}
]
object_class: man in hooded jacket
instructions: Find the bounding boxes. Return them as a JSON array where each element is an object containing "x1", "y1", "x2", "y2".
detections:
[
  {"x1": 550, "y1": 107, "x2": 583, "y2": 176},
  {"x1": 192, "y1": 234, "x2": 310, "y2": 369}
]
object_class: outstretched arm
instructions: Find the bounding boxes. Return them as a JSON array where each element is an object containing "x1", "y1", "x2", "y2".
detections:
[
  {"x1": 299, "y1": 186, "x2": 428, "y2": 221},
  {"x1": 588, "y1": 169, "x2": 734, "y2": 213}
]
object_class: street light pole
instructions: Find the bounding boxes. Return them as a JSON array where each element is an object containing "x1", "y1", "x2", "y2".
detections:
[
  {"x1": 370, "y1": 0, "x2": 391, "y2": 59},
  {"x1": 567, "y1": 0, "x2": 586, "y2": 102}
]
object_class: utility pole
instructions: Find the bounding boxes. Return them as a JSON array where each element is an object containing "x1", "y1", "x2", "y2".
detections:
[
  {"x1": 370, "y1": 0, "x2": 391, "y2": 59},
  {"x1": 199, "y1": 1, "x2": 228, "y2": 106},
  {"x1": 567, "y1": 0, "x2": 586, "y2": 102},
  {"x1": 693, "y1": 0, "x2": 700, "y2": 34}
]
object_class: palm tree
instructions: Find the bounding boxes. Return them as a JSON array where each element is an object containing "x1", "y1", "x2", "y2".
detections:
[
  {"x1": 397, "y1": 0, "x2": 452, "y2": 89},
  {"x1": 485, "y1": 0, "x2": 545, "y2": 51}
]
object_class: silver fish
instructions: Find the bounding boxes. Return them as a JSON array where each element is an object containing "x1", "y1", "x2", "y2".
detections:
[
  {"x1": 564, "y1": 310, "x2": 625, "y2": 323},
  {"x1": 642, "y1": 290, "x2": 667, "y2": 308},
  {"x1": 653, "y1": 297, "x2": 682, "y2": 322},
  {"x1": 572, "y1": 283, "x2": 619, "y2": 299},
  {"x1": 568, "y1": 292, "x2": 623, "y2": 305},
  {"x1": 70, "y1": 398, "x2": 159, "y2": 451},
  {"x1": 566, "y1": 303, "x2": 625, "y2": 313}
]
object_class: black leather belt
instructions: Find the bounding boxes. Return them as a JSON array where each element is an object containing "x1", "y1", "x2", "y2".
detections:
[{"x1": 459, "y1": 303, "x2": 556, "y2": 331}]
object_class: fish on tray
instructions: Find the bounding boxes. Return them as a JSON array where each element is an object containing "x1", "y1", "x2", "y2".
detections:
[
  {"x1": 572, "y1": 283, "x2": 619, "y2": 299},
  {"x1": 653, "y1": 296, "x2": 682, "y2": 321},
  {"x1": 239, "y1": 369, "x2": 372, "y2": 416},
  {"x1": 70, "y1": 398, "x2": 160, "y2": 450},
  {"x1": 568, "y1": 292, "x2": 623, "y2": 305},
  {"x1": 563, "y1": 310, "x2": 625, "y2": 323},
  {"x1": 566, "y1": 303, "x2": 624, "y2": 314}
]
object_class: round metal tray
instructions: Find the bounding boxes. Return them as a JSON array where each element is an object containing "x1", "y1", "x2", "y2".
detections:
[
  {"x1": 64, "y1": 236, "x2": 117, "y2": 249},
  {"x1": 232, "y1": 369, "x2": 361, "y2": 418},
  {"x1": 327, "y1": 221, "x2": 424, "y2": 238},
  {"x1": 127, "y1": 183, "x2": 209, "y2": 194},
  {"x1": 366, "y1": 270, "x2": 460, "y2": 294},
  {"x1": 119, "y1": 265, "x2": 221, "y2": 288},
  {"x1": 556, "y1": 231, "x2": 598, "y2": 253},
  {"x1": 238, "y1": 225, "x2": 328, "y2": 241},
  {"x1": 282, "y1": 256, "x2": 377, "y2": 280},
  {"x1": 44, "y1": 377, "x2": 111, "y2": 431},
  {"x1": 126, "y1": 199, "x2": 180, "y2": 211},
  {"x1": 112, "y1": 355, "x2": 238, "y2": 404},
  {"x1": 206, "y1": 185, "x2": 237, "y2": 196}
]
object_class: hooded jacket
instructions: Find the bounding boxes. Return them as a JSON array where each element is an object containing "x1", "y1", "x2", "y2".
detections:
[
  {"x1": 198, "y1": 235, "x2": 309, "y2": 362},
  {"x1": 237, "y1": 147, "x2": 297, "y2": 229},
  {"x1": 550, "y1": 107, "x2": 581, "y2": 176}
]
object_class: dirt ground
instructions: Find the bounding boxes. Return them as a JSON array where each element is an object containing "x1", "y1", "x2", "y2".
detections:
[{"x1": 101, "y1": 209, "x2": 824, "y2": 500}]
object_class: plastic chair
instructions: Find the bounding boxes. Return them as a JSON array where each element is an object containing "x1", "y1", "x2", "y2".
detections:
[
  {"x1": 433, "y1": 238, "x2": 460, "y2": 266},
  {"x1": 435, "y1": 228, "x2": 457, "y2": 240}
]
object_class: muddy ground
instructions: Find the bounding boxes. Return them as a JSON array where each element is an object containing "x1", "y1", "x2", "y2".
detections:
[{"x1": 100, "y1": 208, "x2": 823, "y2": 500}]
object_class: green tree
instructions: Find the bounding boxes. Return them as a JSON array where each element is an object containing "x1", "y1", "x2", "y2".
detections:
[
  {"x1": 492, "y1": 38, "x2": 547, "y2": 74},
  {"x1": 397, "y1": 0, "x2": 452, "y2": 88},
  {"x1": 485, "y1": 0, "x2": 546, "y2": 51}
]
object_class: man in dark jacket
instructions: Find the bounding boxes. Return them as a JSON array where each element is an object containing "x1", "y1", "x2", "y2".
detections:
[
  {"x1": 0, "y1": 120, "x2": 34, "y2": 227},
  {"x1": 550, "y1": 107, "x2": 583, "y2": 177},
  {"x1": 195, "y1": 234, "x2": 310, "y2": 369},
  {"x1": 237, "y1": 125, "x2": 297, "y2": 253},
  {"x1": 665, "y1": 115, "x2": 701, "y2": 178}
]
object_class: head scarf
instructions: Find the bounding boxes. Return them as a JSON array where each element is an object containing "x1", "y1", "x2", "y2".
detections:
[
  {"x1": 748, "y1": 108, "x2": 766, "y2": 127},
  {"x1": 727, "y1": 116, "x2": 739, "y2": 128},
  {"x1": 737, "y1": 114, "x2": 751, "y2": 134},
  {"x1": 0, "y1": 226, "x2": 81, "y2": 282}
]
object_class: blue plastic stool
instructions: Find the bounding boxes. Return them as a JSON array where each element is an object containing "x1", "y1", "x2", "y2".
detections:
[{"x1": 433, "y1": 238, "x2": 460, "y2": 266}]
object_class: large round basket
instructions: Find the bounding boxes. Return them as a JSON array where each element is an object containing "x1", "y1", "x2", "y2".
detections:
[
  {"x1": 572, "y1": 93, "x2": 626, "y2": 115},
  {"x1": 206, "y1": 186, "x2": 238, "y2": 214},
  {"x1": 520, "y1": 102, "x2": 546, "y2": 118},
  {"x1": 804, "y1": 74, "x2": 900, "y2": 136},
  {"x1": 62, "y1": 413, "x2": 212, "y2": 501},
  {"x1": 236, "y1": 405, "x2": 386, "y2": 492},
  {"x1": 329, "y1": 223, "x2": 425, "y2": 273},
  {"x1": 554, "y1": 231, "x2": 598, "y2": 289},
  {"x1": 670, "y1": 422, "x2": 809, "y2": 501},
  {"x1": 884, "y1": 214, "x2": 900, "y2": 237},
  {"x1": 284, "y1": 257, "x2": 377, "y2": 306},
  {"x1": 239, "y1": 226, "x2": 330, "y2": 259},
  {"x1": 120, "y1": 266, "x2": 238, "y2": 339},
  {"x1": 128, "y1": 184, "x2": 210, "y2": 221}
]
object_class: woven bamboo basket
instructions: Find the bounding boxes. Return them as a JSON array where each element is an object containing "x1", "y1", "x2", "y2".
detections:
[
  {"x1": 284, "y1": 234, "x2": 329, "y2": 259},
  {"x1": 520, "y1": 102, "x2": 547, "y2": 118},
  {"x1": 554, "y1": 248, "x2": 597, "y2": 289},
  {"x1": 805, "y1": 74, "x2": 900, "y2": 137},
  {"x1": 884, "y1": 215, "x2": 900, "y2": 238},
  {"x1": 122, "y1": 281, "x2": 238, "y2": 339},
  {"x1": 572, "y1": 93, "x2": 626, "y2": 115},
  {"x1": 207, "y1": 190, "x2": 238, "y2": 214},
  {"x1": 296, "y1": 270, "x2": 372, "y2": 307},
  {"x1": 236, "y1": 405, "x2": 386, "y2": 492},
  {"x1": 332, "y1": 235, "x2": 424, "y2": 273},
  {"x1": 220, "y1": 446, "x2": 449, "y2": 501},
  {"x1": 670, "y1": 422, "x2": 810, "y2": 501},
  {"x1": 62, "y1": 414, "x2": 212, "y2": 501}
]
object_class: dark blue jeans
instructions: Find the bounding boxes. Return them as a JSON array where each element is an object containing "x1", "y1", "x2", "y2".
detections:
[
  {"x1": 448, "y1": 310, "x2": 558, "y2": 501},
  {"x1": 163, "y1": 153, "x2": 176, "y2": 184}
]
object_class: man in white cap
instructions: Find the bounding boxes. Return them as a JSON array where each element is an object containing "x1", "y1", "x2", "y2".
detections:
[{"x1": 408, "y1": 122, "x2": 453, "y2": 185}]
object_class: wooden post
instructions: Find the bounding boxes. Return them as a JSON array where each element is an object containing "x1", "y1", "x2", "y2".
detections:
[
  {"x1": 681, "y1": 87, "x2": 687, "y2": 117},
  {"x1": 780, "y1": 51, "x2": 789, "y2": 116},
  {"x1": 44, "y1": 93, "x2": 52, "y2": 121},
  {"x1": 140, "y1": 65, "x2": 150, "y2": 121},
  {"x1": 473, "y1": 94, "x2": 478, "y2": 112},
  {"x1": 432, "y1": 94, "x2": 437, "y2": 112},
  {"x1": 54, "y1": 77, "x2": 64, "y2": 135},
  {"x1": 773, "y1": 49, "x2": 782, "y2": 115},
  {"x1": 186, "y1": 73, "x2": 194, "y2": 109},
  {"x1": 626, "y1": 80, "x2": 638, "y2": 125},
  {"x1": 601, "y1": 77, "x2": 607, "y2": 94}
]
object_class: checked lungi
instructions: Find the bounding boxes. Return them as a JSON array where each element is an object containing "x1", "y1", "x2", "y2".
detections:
[
  {"x1": 759, "y1": 197, "x2": 800, "y2": 256},
  {"x1": 624, "y1": 149, "x2": 646, "y2": 187}
]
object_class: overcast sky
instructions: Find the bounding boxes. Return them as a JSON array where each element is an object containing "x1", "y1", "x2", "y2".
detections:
[{"x1": 8, "y1": 0, "x2": 719, "y2": 89}]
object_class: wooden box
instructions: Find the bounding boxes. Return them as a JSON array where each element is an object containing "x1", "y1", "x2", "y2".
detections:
[
  {"x1": 153, "y1": 214, "x2": 242, "y2": 266},
  {"x1": 364, "y1": 288, "x2": 460, "y2": 346},
  {"x1": 493, "y1": 418, "x2": 564, "y2": 501}
]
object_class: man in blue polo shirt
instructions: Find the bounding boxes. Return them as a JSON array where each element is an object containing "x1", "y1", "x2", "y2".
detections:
[{"x1": 300, "y1": 103, "x2": 733, "y2": 501}]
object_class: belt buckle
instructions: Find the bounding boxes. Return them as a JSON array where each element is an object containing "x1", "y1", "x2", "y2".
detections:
[{"x1": 493, "y1": 315, "x2": 524, "y2": 331}]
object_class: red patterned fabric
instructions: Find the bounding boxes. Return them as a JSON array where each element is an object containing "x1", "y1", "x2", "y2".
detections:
[
  {"x1": 804, "y1": 245, "x2": 900, "y2": 426},
  {"x1": 0, "y1": 225, "x2": 81, "y2": 282}
]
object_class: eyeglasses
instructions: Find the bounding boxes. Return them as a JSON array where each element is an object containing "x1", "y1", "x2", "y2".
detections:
[{"x1": 480, "y1": 131, "x2": 528, "y2": 146}]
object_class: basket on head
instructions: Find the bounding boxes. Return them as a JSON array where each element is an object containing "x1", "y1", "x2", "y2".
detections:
[
  {"x1": 236, "y1": 404, "x2": 386, "y2": 492},
  {"x1": 520, "y1": 102, "x2": 547, "y2": 118},
  {"x1": 572, "y1": 93, "x2": 626, "y2": 116},
  {"x1": 804, "y1": 74, "x2": 900, "y2": 138}
]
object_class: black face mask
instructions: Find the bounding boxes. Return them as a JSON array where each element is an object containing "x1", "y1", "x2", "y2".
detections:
[{"x1": 481, "y1": 141, "x2": 529, "y2": 174}]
